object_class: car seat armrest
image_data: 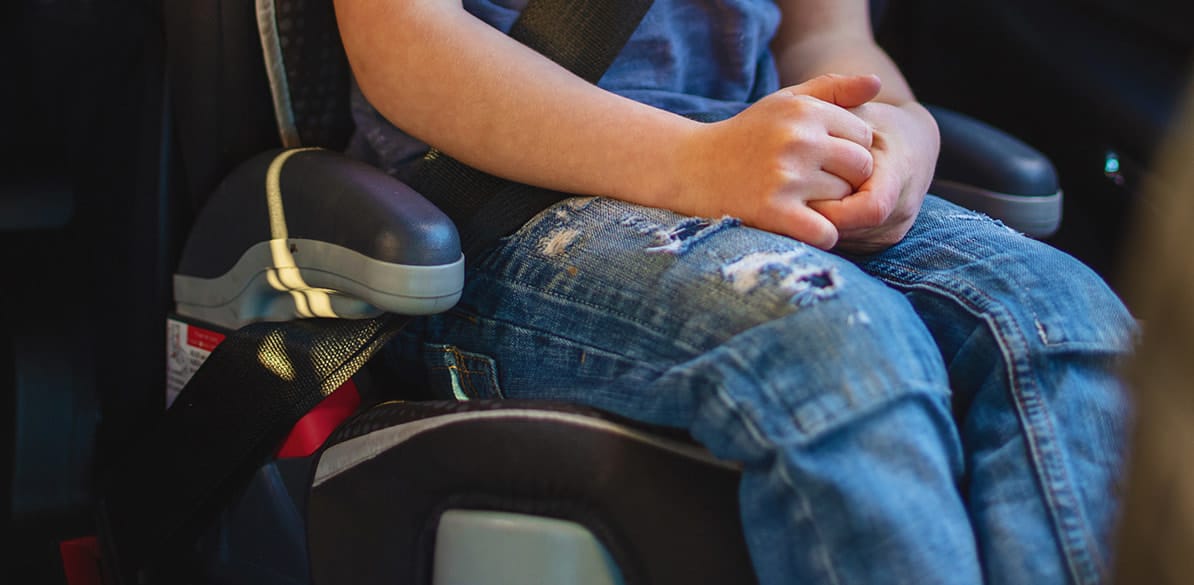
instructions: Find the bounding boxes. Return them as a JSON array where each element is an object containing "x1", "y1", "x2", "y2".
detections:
[
  {"x1": 174, "y1": 148, "x2": 464, "y2": 330},
  {"x1": 928, "y1": 104, "x2": 1063, "y2": 238}
]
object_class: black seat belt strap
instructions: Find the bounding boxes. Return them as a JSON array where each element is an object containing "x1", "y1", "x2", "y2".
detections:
[
  {"x1": 99, "y1": 0, "x2": 655, "y2": 581},
  {"x1": 99, "y1": 315, "x2": 410, "y2": 581},
  {"x1": 409, "y1": 0, "x2": 655, "y2": 259}
]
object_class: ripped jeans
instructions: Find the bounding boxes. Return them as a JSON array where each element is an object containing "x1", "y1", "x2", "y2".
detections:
[{"x1": 382, "y1": 195, "x2": 1135, "y2": 585}]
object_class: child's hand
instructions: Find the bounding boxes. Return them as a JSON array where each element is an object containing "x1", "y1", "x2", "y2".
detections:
[
  {"x1": 670, "y1": 74, "x2": 881, "y2": 249},
  {"x1": 808, "y1": 101, "x2": 940, "y2": 254}
]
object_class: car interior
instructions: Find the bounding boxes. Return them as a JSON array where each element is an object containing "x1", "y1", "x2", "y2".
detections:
[{"x1": 2, "y1": 0, "x2": 1193, "y2": 583}]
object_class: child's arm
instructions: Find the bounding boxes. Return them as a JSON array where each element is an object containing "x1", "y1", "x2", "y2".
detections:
[
  {"x1": 336, "y1": 0, "x2": 879, "y2": 249},
  {"x1": 773, "y1": 0, "x2": 941, "y2": 253}
]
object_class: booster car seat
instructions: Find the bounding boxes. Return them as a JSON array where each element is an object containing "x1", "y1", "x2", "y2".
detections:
[{"x1": 97, "y1": 0, "x2": 1064, "y2": 583}]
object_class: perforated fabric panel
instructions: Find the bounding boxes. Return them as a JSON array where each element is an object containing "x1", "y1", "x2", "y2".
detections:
[{"x1": 261, "y1": 0, "x2": 354, "y2": 149}]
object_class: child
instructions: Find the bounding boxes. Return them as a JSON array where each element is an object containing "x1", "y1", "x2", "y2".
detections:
[{"x1": 338, "y1": 0, "x2": 1135, "y2": 582}]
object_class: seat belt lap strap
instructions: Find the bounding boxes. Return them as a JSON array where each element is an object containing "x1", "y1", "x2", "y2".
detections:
[
  {"x1": 99, "y1": 0, "x2": 655, "y2": 581},
  {"x1": 99, "y1": 316, "x2": 410, "y2": 580}
]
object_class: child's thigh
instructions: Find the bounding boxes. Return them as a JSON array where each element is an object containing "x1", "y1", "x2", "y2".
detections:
[{"x1": 403, "y1": 196, "x2": 950, "y2": 432}]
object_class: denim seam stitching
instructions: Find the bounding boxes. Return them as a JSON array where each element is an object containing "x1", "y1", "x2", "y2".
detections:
[
  {"x1": 447, "y1": 347, "x2": 474, "y2": 399},
  {"x1": 889, "y1": 267, "x2": 1103, "y2": 583},
  {"x1": 450, "y1": 347, "x2": 506, "y2": 400},
  {"x1": 705, "y1": 350, "x2": 843, "y2": 585},
  {"x1": 426, "y1": 346, "x2": 493, "y2": 400},
  {"x1": 777, "y1": 456, "x2": 842, "y2": 585},
  {"x1": 427, "y1": 364, "x2": 468, "y2": 399},
  {"x1": 463, "y1": 352, "x2": 505, "y2": 399},
  {"x1": 863, "y1": 260, "x2": 1105, "y2": 584},
  {"x1": 457, "y1": 348, "x2": 486, "y2": 400}
]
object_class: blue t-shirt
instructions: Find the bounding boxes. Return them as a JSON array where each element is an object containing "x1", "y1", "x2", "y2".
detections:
[{"x1": 346, "y1": 0, "x2": 783, "y2": 178}]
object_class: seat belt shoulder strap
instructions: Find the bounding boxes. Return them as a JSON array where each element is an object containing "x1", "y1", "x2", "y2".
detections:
[{"x1": 409, "y1": 0, "x2": 656, "y2": 259}]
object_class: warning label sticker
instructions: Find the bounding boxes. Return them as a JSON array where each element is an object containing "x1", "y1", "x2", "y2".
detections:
[{"x1": 166, "y1": 317, "x2": 227, "y2": 408}]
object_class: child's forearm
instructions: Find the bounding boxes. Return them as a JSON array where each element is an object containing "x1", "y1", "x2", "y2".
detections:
[
  {"x1": 336, "y1": 0, "x2": 695, "y2": 208},
  {"x1": 338, "y1": 0, "x2": 885, "y2": 248},
  {"x1": 771, "y1": 0, "x2": 916, "y2": 108}
]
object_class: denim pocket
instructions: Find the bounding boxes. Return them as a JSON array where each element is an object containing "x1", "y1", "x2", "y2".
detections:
[{"x1": 421, "y1": 343, "x2": 504, "y2": 400}]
